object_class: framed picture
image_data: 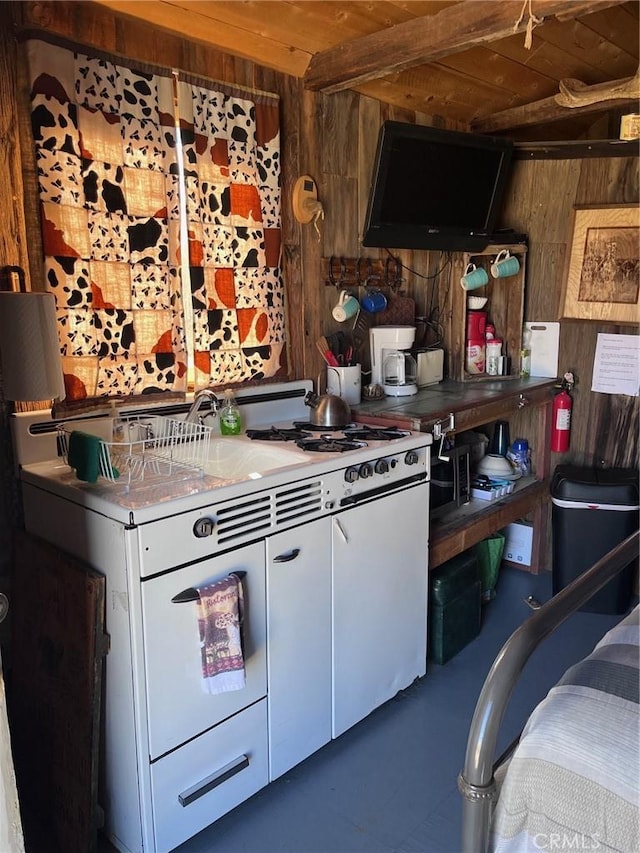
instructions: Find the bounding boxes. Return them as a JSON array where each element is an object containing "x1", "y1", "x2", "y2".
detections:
[{"x1": 562, "y1": 204, "x2": 639, "y2": 323}]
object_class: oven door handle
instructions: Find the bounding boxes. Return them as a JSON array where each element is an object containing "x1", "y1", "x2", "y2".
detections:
[
  {"x1": 273, "y1": 548, "x2": 300, "y2": 563},
  {"x1": 171, "y1": 570, "x2": 246, "y2": 603}
]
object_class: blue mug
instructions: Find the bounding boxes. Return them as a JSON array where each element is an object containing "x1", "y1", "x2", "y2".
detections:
[{"x1": 362, "y1": 290, "x2": 387, "y2": 313}]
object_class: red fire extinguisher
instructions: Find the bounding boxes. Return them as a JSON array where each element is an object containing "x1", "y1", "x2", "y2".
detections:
[{"x1": 551, "y1": 372, "x2": 574, "y2": 453}]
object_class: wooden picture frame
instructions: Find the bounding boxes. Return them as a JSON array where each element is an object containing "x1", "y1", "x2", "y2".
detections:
[{"x1": 562, "y1": 205, "x2": 639, "y2": 323}]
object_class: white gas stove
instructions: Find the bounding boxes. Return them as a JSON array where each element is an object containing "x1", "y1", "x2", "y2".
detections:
[
  {"x1": 13, "y1": 381, "x2": 432, "y2": 853},
  {"x1": 14, "y1": 380, "x2": 431, "y2": 535}
]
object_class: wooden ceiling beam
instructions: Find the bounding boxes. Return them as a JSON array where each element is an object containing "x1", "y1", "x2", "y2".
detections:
[
  {"x1": 470, "y1": 90, "x2": 638, "y2": 133},
  {"x1": 304, "y1": 0, "x2": 628, "y2": 94}
]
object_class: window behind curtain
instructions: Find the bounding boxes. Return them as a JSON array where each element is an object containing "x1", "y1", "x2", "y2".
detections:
[{"x1": 24, "y1": 35, "x2": 286, "y2": 403}]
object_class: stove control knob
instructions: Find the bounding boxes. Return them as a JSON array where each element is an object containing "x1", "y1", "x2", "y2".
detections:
[
  {"x1": 344, "y1": 466, "x2": 359, "y2": 483},
  {"x1": 375, "y1": 458, "x2": 389, "y2": 475},
  {"x1": 359, "y1": 462, "x2": 373, "y2": 479},
  {"x1": 193, "y1": 517, "x2": 215, "y2": 538},
  {"x1": 404, "y1": 450, "x2": 419, "y2": 466}
]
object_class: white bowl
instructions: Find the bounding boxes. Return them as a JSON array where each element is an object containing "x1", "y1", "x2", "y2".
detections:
[
  {"x1": 468, "y1": 296, "x2": 488, "y2": 310},
  {"x1": 477, "y1": 453, "x2": 518, "y2": 480}
]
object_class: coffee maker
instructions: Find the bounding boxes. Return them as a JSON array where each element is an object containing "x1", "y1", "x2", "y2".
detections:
[{"x1": 369, "y1": 326, "x2": 418, "y2": 396}]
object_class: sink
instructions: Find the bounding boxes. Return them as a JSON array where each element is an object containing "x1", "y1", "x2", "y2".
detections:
[{"x1": 203, "y1": 437, "x2": 310, "y2": 480}]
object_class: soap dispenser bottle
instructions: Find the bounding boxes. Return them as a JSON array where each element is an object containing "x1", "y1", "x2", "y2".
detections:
[{"x1": 220, "y1": 389, "x2": 242, "y2": 435}]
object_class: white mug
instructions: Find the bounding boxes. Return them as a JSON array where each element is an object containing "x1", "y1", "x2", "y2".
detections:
[
  {"x1": 327, "y1": 364, "x2": 361, "y2": 405},
  {"x1": 332, "y1": 290, "x2": 360, "y2": 323}
]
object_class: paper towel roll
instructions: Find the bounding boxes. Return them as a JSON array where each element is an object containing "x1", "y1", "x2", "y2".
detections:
[{"x1": 0, "y1": 292, "x2": 65, "y2": 401}]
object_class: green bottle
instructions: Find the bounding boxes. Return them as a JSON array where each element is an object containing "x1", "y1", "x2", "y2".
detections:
[{"x1": 220, "y1": 389, "x2": 242, "y2": 435}]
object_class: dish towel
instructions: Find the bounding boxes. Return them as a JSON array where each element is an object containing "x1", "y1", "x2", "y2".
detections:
[
  {"x1": 196, "y1": 574, "x2": 246, "y2": 695},
  {"x1": 67, "y1": 430, "x2": 119, "y2": 483}
]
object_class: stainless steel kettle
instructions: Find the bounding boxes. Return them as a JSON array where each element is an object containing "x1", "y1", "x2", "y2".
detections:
[{"x1": 304, "y1": 390, "x2": 351, "y2": 428}]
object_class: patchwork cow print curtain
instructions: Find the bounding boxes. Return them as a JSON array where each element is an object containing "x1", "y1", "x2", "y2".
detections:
[
  {"x1": 176, "y1": 78, "x2": 285, "y2": 389},
  {"x1": 25, "y1": 35, "x2": 286, "y2": 401}
]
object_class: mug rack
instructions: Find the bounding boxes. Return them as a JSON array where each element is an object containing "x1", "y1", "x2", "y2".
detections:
[{"x1": 323, "y1": 256, "x2": 404, "y2": 290}]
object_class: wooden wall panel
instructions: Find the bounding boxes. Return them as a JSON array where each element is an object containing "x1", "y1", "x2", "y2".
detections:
[
  {"x1": 575, "y1": 155, "x2": 640, "y2": 205},
  {"x1": 502, "y1": 155, "x2": 639, "y2": 473},
  {"x1": 0, "y1": 7, "x2": 30, "y2": 277},
  {"x1": 357, "y1": 96, "x2": 382, "y2": 239}
]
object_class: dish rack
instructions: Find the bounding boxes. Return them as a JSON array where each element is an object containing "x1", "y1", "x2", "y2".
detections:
[{"x1": 58, "y1": 416, "x2": 213, "y2": 491}]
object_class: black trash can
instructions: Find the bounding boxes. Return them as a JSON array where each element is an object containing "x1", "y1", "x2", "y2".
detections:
[{"x1": 551, "y1": 465, "x2": 639, "y2": 614}]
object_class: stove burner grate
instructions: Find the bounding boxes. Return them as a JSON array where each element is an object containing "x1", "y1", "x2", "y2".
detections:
[
  {"x1": 292, "y1": 421, "x2": 354, "y2": 432},
  {"x1": 295, "y1": 437, "x2": 368, "y2": 453},
  {"x1": 246, "y1": 426, "x2": 312, "y2": 442},
  {"x1": 342, "y1": 426, "x2": 411, "y2": 441}
]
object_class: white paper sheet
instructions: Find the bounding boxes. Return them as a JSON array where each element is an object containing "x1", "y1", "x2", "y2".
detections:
[{"x1": 591, "y1": 333, "x2": 640, "y2": 397}]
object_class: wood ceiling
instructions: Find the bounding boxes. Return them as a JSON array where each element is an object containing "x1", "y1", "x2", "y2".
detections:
[{"x1": 95, "y1": 0, "x2": 640, "y2": 139}]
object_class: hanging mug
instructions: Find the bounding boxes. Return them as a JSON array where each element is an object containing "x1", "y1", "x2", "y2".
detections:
[
  {"x1": 361, "y1": 290, "x2": 387, "y2": 313},
  {"x1": 332, "y1": 290, "x2": 360, "y2": 323},
  {"x1": 491, "y1": 250, "x2": 520, "y2": 279},
  {"x1": 460, "y1": 263, "x2": 489, "y2": 291}
]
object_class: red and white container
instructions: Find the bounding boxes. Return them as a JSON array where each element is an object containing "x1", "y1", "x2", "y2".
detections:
[
  {"x1": 466, "y1": 340, "x2": 485, "y2": 374},
  {"x1": 466, "y1": 311, "x2": 487, "y2": 373},
  {"x1": 467, "y1": 311, "x2": 487, "y2": 341}
]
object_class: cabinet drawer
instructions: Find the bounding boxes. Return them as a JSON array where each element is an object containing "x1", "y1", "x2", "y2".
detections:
[{"x1": 150, "y1": 699, "x2": 268, "y2": 853}]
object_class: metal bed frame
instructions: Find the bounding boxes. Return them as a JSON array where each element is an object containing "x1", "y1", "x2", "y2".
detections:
[{"x1": 458, "y1": 529, "x2": 640, "y2": 853}]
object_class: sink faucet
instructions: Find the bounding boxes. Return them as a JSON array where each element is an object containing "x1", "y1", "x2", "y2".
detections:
[{"x1": 184, "y1": 389, "x2": 219, "y2": 425}]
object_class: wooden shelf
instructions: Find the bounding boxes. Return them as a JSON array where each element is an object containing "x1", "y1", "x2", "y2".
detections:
[
  {"x1": 429, "y1": 477, "x2": 549, "y2": 570},
  {"x1": 352, "y1": 376, "x2": 555, "y2": 576},
  {"x1": 449, "y1": 243, "x2": 527, "y2": 383}
]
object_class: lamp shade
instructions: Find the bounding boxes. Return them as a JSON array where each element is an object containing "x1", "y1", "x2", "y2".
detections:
[{"x1": 0, "y1": 291, "x2": 65, "y2": 401}]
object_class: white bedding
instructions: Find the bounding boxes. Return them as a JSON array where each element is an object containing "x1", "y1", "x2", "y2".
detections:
[{"x1": 490, "y1": 605, "x2": 640, "y2": 853}]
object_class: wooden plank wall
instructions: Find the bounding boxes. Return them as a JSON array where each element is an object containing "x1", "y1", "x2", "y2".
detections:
[{"x1": 504, "y1": 155, "x2": 639, "y2": 470}]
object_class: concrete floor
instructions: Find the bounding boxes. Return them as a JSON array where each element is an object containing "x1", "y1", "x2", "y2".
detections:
[{"x1": 98, "y1": 565, "x2": 622, "y2": 853}]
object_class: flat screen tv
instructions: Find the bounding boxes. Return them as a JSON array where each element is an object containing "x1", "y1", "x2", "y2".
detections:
[{"x1": 362, "y1": 121, "x2": 514, "y2": 252}]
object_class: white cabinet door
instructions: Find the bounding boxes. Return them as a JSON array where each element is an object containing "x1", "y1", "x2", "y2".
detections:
[
  {"x1": 141, "y1": 541, "x2": 266, "y2": 759},
  {"x1": 266, "y1": 518, "x2": 332, "y2": 780},
  {"x1": 332, "y1": 485, "x2": 429, "y2": 738}
]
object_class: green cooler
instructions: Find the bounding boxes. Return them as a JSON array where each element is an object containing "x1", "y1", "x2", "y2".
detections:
[{"x1": 429, "y1": 550, "x2": 481, "y2": 665}]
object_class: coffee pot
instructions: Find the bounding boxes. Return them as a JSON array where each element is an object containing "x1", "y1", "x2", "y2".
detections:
[
  {"x1": 382, "y1": 350, "x2": 417, "y2": 396},
  {"x1": 369, "y1": 326, "x2": 418, "y2": 397}
]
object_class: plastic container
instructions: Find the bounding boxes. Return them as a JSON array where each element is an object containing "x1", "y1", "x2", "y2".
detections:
[
  {"x1": 520, "y1": 326, "x2": 531, "y2": 378},
  {"x1": 466, "y1": 340, "x2": 485, "y2": 374},
  {"x1": 486, "y1": 339, "x2": 502, "y2": 376},
  {"x1": 551, "y1": 465, "x2": 639, "y2": 614},
  {"x1": 466, "y1": 310, "x2": 487, "y2": 340},
  {"x1": 220, "y1": 390, "x2": 242, "y2": 435},
  {"x1": 508, "y1": 438, "x2": 531, "y2": 476}
]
